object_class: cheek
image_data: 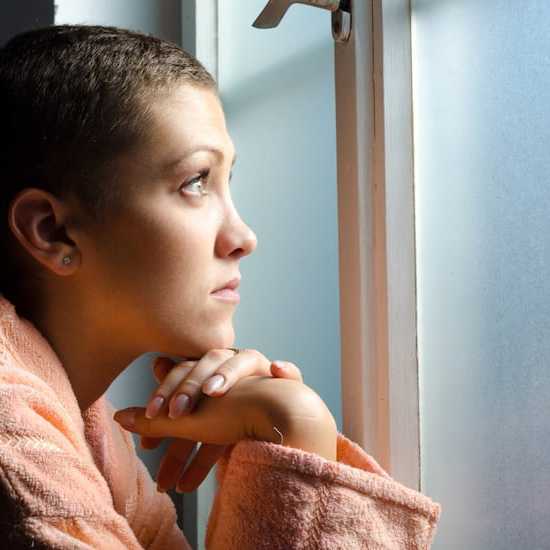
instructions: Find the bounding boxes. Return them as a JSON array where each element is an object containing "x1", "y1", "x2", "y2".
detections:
[
  {"x1": 83, "y1": 200, "x2": 234, "y2": 352},
  {"x1": 102, "y1": 205, "x2": 213, "y2": 304}
]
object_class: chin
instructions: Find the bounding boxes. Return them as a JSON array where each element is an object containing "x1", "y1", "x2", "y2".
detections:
[
  {"x1": 161, "y1": 329, "x2": 236, "y2": 360},
  {"x1": 199, "y1": 335, "x2": 236, "y2": 355}
]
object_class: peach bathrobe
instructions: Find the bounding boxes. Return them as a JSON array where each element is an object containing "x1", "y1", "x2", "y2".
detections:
[{"x1": 0, "y1": 294, "x2": 441, "y2": 549}]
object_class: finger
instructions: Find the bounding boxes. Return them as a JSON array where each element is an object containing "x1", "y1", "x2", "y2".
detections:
[
  {"x1": 156, "y1": 439, "x2": 197, "y2": 492},
  {"x1": 113, "y1": 405, "x2": 241, "y2": 445},
  {"x1": 140, "y1": 436, "x2": 163, "y2": 450},
  {"x1": 145, "y1": 360, "x2": 197, "y2": 419},
  {"x1": 270, "y1": 361, "x2": 304, "y2": 383},
  {"x1": 166, "y1": 349, "x2": 236, "y2": 418},
  {"x1": 176, "y1": 443, "x2": 227, "y2": 493},
  {"x1": 201, "y1": 348, "x2": 271, "y2": 397},
  {"x1": 152, "y1": 357, "x2": 177, "y2": 384},
  {"x1": 153, "y1": 356, "x2": 196, "y2": 384}
]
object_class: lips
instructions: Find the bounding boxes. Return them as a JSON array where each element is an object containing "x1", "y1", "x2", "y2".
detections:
[{"x1": 211, "y1": 277, "x2": 241, "y2": 293}]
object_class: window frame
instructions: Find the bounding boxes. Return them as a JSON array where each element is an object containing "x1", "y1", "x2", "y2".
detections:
[{"x1": 335, "y1": 0, "x2": 420, "y2": 490}]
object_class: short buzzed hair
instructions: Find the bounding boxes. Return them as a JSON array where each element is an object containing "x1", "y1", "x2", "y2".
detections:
[{"x1": 0, "y1": 24, "x2": 217, "y2": 314}]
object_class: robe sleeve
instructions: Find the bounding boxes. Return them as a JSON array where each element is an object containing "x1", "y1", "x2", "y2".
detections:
[{"x1": 205, "y1": 432, "x2": 442, "y2": 549}]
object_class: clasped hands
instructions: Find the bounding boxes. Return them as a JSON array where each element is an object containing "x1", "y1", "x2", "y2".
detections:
[{"x1": 113, "y1": 349, "x2": 337, "y2": 494}]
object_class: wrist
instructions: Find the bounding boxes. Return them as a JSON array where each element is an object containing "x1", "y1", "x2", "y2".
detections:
[{"x1": 254, "y1": 387, "x2": 338, "y2": 461}]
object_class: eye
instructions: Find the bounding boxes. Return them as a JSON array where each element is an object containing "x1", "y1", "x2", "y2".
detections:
[{"x1": 180, "y1": 170, "x2": 210, "y2": 196}]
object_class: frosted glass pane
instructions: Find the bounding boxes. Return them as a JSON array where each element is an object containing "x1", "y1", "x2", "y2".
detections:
[{"x1": 411, "y1": 1, "x2": 550, "y2": 548}]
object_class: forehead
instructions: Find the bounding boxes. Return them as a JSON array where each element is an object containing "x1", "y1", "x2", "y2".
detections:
[{"x1": 143, "y1": 84, "x2": 235, "y2": 171}]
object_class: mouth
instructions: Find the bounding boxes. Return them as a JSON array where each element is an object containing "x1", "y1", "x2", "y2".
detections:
[
  {"x1": 211, "y1": 277, "x2": 240, "y2": 292},
  {"x1": 210, "y1": 275, "x2": 241, "y2": 298},
  {"x1": 210, "y1": 288, "x2": 240, "y2": 303}
]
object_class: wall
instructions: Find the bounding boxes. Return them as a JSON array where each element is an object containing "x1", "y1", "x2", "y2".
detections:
[
  {"x1": 55, "y1": 0, "x2": 181, "y2": 43},
  {"x1": 411, "y1": 1, "x2": 550, "y2": 548}
]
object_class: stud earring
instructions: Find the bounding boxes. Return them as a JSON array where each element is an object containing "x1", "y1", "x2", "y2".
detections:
[{"x1": 62, "y1": 256, "x2": 72, "y2": 265}]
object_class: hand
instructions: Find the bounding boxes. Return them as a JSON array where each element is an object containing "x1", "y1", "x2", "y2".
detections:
[
  {"x1": 140, "y1": 348, "x2": 303, "y2": 449},
  {"x1": 136, "y1": 349, "x2": 304, "y2": 492},
  {"x1": 113, "y1": 376, "x2": 337, "y2": 492}
]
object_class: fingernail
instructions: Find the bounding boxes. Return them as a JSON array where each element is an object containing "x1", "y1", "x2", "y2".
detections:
[
  {"x1": 169, "y1": 394, "x2": 190, "y2": 418},
  {"x1": 145, "y1": 396, "x2": 165, "y2": 419},
  {"x1": 157, "y1": 484, "x2": 167, "y2": 493},
  {"x1": 273, "y1": 361, "x2": 287, "y2": 370},
  {"x1": 203, "y1": 374, "x2": 225, "y2": 395},
  {"x1": 114, "y1": 409, "x2": 136, "y2": 429}
]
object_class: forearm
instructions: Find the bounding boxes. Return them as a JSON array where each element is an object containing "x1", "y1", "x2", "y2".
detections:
[{"x1": 277, "y1": 415, "x2": 337, "y2": 461}]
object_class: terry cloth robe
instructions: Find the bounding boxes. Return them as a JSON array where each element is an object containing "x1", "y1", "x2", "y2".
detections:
[{"x1": 0, "y1": 294, "x2": 441, "y2": 549}]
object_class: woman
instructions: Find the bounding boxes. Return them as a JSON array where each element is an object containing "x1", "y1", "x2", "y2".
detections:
[{"x1": 0, "y1": 24, "x2": 441, "y2": 548}]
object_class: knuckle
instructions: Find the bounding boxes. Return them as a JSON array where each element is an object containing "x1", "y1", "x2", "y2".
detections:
[
  {"x1": 206, "y1": 349, "x2": 231, "y2": 361},
  {"x1": 175, "y1": 361, "x2": 195, "y2": 371},
  {"x1": 163, "y1": 364, "x2": 193, "y2": 385},
  {"x1": 254, "y1": 349, "x2": 270, "y2": 364},
  {"x1": 168, "y1": 365, "x2": 190, "y2": 378},
  {"x1": 177, "y1": 360, "x2": 196, "y2": 368},
  {"x1": 241, "y1": 348, "x2": 267, "y2": 364},
  {"x1": 178, "y1": 378, "x2": 202, "y2": 393}
]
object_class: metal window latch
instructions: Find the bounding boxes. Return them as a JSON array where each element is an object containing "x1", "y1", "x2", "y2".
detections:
[{"x1": 252, "y1": 0, "x2": 352, "y2": 43}]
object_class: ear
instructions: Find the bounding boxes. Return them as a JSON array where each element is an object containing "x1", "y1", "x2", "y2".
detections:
[{"x1": 8, "y1": 188, "x2": 80, "y2": 276}]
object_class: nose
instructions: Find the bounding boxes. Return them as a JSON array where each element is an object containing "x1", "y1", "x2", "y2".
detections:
[{"x1": 216, "y1": 207, "x2": 258, "y2": 259}]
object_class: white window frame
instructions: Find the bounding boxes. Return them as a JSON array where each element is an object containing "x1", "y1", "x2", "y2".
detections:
[{"x1": 335, "y1": 0, "x2": 420, "y2": 490}]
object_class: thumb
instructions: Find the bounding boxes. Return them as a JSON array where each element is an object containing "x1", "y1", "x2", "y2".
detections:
[{"x1": 114, "y1": 407, "x2": 190, "y2": 438}]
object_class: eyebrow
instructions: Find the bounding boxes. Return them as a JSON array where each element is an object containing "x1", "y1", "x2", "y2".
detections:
[{"x1": 164, "y1": 145, "x2": 237, "y2": 173}]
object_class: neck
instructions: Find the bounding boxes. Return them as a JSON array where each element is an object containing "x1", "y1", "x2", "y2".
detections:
[{"x1": 29, "y1": 301, "x2": 138, "y2": 412}]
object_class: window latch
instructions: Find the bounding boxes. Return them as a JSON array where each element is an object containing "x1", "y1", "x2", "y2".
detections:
[{"x1": 252, "y1": 0, "x2": 351, "y2": 43}]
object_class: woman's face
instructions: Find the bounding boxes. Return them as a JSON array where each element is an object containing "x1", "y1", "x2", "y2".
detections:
[{"x1": 73, "y1": 84, "x2": 257, "y2": 359}]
